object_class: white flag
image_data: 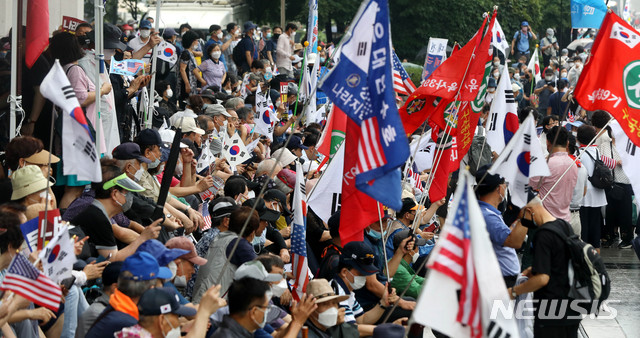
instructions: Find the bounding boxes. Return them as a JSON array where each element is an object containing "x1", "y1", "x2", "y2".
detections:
[
  {"x1": 157, "y1": 40, "x2": 178, "y2": 66},
  {"x1": 254, "y1": 86, "x2": 279, "y2": 140},
  {"x1": 303, "y1": 56, "x2": 320, "y2": 126},
  {"x1": 222, "y1": 133, "x2": 252, "y2": 168},
  {"x1": 196, "y1": 140, "x2": 215, "y2": 173},
  {"x1": 412, "y1": 169, "x2": 519, "y2": 337},
  {"x1": 307, "y1": 143, "x2": 344, "y2": 223},
  {"x1": 38, "y1": 225, "x2": 76, "y2": 284},
  {"x1": 40, "y1": 60, "x2": 101, "y2": 182},
  {"x1": 527, "y1": 47, "x2": 542, "y2": 84},
  {"x1": 489, "y1": 113, "x2": 550, "y2": 207},
  {"x1": 611, "y1": 120, "x2": 640, "y2": 199},
  {"x1": 486, "y1": 67, "x2": 520, "y2": 154},
  {"x1": 492, "y1": 18, "x2": 510, "y2": 56},
  {"x1": 408, "y1": 130, "x2": 436, "y2": 172}
]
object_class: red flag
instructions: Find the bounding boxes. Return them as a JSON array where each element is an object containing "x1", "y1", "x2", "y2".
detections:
[
  {"x1": 25, "y1": 0, "x2": 50, "y2": 68},
  {"x1": 399, "y1": 16, "x2": 487, "y2": 135},
  {"x1": 450, "y1": 42, "x2": 461, "y2": 56},
  {"x1": 317, "y1": 106, "x2": 347, "y2": 159},
  {"x1": 459, "y1": 11, "x2": 495, "y2": 102},
  {"x1": 428, "y1": 127, "x2": 456, "y2": 202},
  {"x1": 339, "y1": 119, "x2": 379, "y2": 244},
  {"x1": 574, "y1": 12, "x2": 640, "y2": 145}
]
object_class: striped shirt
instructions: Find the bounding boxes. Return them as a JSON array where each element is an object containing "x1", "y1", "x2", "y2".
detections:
[{"x1": 331, "y1": 277, "x2": 363, "y2": 323}]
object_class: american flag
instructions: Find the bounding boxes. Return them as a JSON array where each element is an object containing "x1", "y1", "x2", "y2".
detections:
[
  {"x1": 405, "y1": 167, "x2": 424, "y2": 192},
  {"x1": 392, "y1": 51, "x2": 417, "y2": 96},
  {"x1": 356, "y1": 117, "x2": 387, "y2": 174},
  {"x1": 0, "y1": 254, "x2": 62, "y2": 311},
  {"x1": 428, "y1": 184, "x2": 481, "y2": 338},
  {"x1": 199, "y1": 199, "x2": 212, "y2": 231},
  {"x1": 567, "y1": 109, "x2": 576, "y2": 123},
  {"x1": 290, "y1": 162, "x2": 309, "y2": 301}
]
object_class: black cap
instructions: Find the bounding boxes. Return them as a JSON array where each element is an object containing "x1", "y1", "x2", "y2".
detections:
[
  {"x1": 399, "y1": 198, "x2": 419, "y2": 216},
  {"x1": 286, "y1": 135, "x2": 308, "y2": 151},
  {"x1": 373, "y1": 324, "x2": 405, "y2": 338},
  {"x1": 102, "y1": 261, "x2": 123, "y2": 287},
  {"x1": 138, "y1": 288, "x2": 197, "y2": 317},
  {"x1": 209, "y1": 197, "x2": 239, "y2": 219},
  {"x1": 392, "y1": 229, "x2": 427, "y2": 251},
  {"x1": 162, "y1": 27, "x2": 178, "y2": 39},
  {"x1": 136, "y1": 129, "x2": 163, "y2": 148},
  {"x1": 264, "y1": 189, "x2": 292, "y2": 216},
  {"x1": 200, "y1": 88, "x2": 216, "y2": 101},
  {"x1": 243, "y1": 198, "x2": 281, "y2": 222},
  {"x1": 103, "y1": 23, "x2": 127, "y2": 50},
  {"x1": 243, "y1": 21, "x2": 258, "y2": 32},
  {"x1": 474, "y1": 164, "x2": 505, "y2": 192},
  {"x1": 112, "y1": 142, "x2": 151, "y2": 163},
  {"x1": 341, "y1": 241, "x2": 378, "y2": 276}
]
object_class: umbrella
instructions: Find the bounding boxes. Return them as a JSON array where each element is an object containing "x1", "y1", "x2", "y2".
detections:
[{"x1": 567, "y1": 38, "x2": 593, "y2": 50}]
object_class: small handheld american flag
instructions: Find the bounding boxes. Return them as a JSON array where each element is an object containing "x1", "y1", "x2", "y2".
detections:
[
  {"x1": 392, "y1": 51, "x2": 417, "y2": 96},
  {"x1": 0, "y1": 254, "x2": 62, "y2": 311},
  {"x1": 428, "y1": 184, "x2": 481, "y2": 338},
  {"x1": 199, "y1": 199, "x2": 212, "y2": 231}
]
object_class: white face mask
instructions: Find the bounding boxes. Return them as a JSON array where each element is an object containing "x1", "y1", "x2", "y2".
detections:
[
  {"x1": 271, "y1": 279, "x2": 288, "y2": 298},
  {"x1": 166, "y1": 88, "x2": 173, "y2": 98},
  {"x1": 39, "y1": 190, "x2": 53, "y2": 202},
  {"x1": 347, "y1": 270, "x2": 366, "y2": 290},
  {"x1": 211, "y1": 51, "x2": 222, "y2": 59},
  {"x1": 167, "y1": 261, "x2": 178, "y2": 279},
  {"x1": 290, "y1": 31, "x2": 296, "y2": 39},
  {"x1": 149, "y1": 152, "x2": 161, "y2": 169},
  {"x1": 252, "y1": 305, "x2": 269, "y2": 329},
  {"x1": 493, "y1": 72, "x2": 500, "y2": 79},
  {"x1": 217, "y1": 32, "x2": 223, "y2": 39},
  {"x1": 561, "y1": 72, "x2": 567, "y2": 78},
  {"x1": 140, "y1": 29, "x2": 151, "y2": 38},
  {"x1": 411, "y1": 252, "x2": 420, "y2": 264},
  {"x1": 317, "y1": 306, "x2": 339, "y2": 327},
  {"x1": 514, "y1": 73, "x2": 521, "y2": 80},
  {"x1": 545, "y1": 76, "x2": 553, "y2": 81},
  {"x1": 493, "y1": 61, "x2": 500, "y2": 67},
  {"x1": 163, "y1": 317, "x2": 181, "y2": 338},
  {"x1": 174, "y1": 275, "x2": 187, "y2": 288}
]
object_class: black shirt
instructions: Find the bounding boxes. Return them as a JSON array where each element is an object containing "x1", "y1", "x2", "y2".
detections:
[
  {"x1": 532, "y1": 219, "x2": 581, "y2": 325},
  {"x1": 72, "y1": 202, "x2": 117, "y2": 255}
]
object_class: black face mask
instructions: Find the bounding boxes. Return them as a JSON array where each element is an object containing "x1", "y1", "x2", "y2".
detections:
[
  {"x1": 273, "y1": 33, "x2": 281, "y2": 41},
  {"x1": 114, "y1": 50, "x2": 125, "y2": 62},
  {"x1": 520, "y1": 210, "x2": 537, "y2": 229}
]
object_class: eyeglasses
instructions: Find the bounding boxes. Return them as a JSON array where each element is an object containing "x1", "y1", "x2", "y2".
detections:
[{"x1": 227, "y1": 117, "x2": 239, "y2": 122}]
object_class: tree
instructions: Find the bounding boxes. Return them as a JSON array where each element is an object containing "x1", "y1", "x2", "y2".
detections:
[{"x1": 84, "y1": 0, "x2": 119, "y2": 24}]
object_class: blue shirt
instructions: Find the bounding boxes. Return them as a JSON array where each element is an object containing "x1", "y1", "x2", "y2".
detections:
[
  {"x1": 478, "y1": 201, "x2": 520, "y2": 276},
  {"x1": 513, "y1": 30, "x2": 533, "y2": 53}
]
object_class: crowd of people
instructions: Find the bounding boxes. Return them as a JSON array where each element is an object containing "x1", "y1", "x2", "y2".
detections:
[{"x1": 0, "y1": 9, "x2": 635, "y2": 338}]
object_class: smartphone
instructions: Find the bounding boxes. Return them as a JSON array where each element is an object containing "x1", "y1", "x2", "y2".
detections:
[
  {"x1": 95, "y1": 253, "x2": 112, "y2": 263},
  {"x1": 61, "y1": 276, "x2": 76, "y2": 290},
  {"x1": 425, "y1": 223, "x2": 439, "y2": 233}
]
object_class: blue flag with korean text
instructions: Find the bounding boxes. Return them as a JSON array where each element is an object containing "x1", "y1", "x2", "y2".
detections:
[
  {"x1": 319, "y1": 0, "x2": 409, "y2": 211},
  {"x1": 570, "y1": 0, "x2": 607, "y2": 29}
]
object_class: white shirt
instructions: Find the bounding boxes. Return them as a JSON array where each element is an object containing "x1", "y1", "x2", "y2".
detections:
[
  {"x1": 571, "y1": 165, "x2": 588, "y2": 209},
  {"x1": 276, "y1": 33, "x2": 294, "y2": 71},
  {"x1": 580, "y1": 146, "x2": 607, "y2": 207},
  {"x1": 127, "y1": 36, "x2": 152, "y2": 62}
]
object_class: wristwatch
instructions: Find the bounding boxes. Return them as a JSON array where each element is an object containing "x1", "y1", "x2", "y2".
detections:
[{"x1": 511, "y1": 287, "x2": 517, "y2": 299}]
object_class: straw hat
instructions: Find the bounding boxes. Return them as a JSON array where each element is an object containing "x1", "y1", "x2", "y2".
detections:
[
  {"x1": 307, "y1": 279, "x2": 349, "y2": 304},
  {"x1": 11, "y1": 165, "x2": 52, "y2": 200}
]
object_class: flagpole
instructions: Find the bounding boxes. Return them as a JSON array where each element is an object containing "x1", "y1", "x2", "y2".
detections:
[
  {"x1": 94, "y1": 0, "x2": 104, "y2": 155},
  {"x1": 146, "y1": 0, "x2": 162, "y2": 129},
  {"x1": 377, "y1": 203, "x2": 392, "y2": 282},
  {"x1": 540, "y1": 118, "x2": 613, "y2": 202},
  {"x1": 9, "y1": 0, "x2": 24, "y2": 140},
  {"x1": 291, "y1": 42, "x2": 309, "y2": 131}
]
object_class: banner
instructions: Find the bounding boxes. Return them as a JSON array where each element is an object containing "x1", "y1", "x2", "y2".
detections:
[
  {"x1": 421, "y1": 38, "x2": 448, "y2": 82},
  {"x1": 110, "y1": 57, "x2": 145, "y2": 77},
  {"x1": 571, "y1": 0, "x2": 608, "y2": 29},
  {"x1": 61, "y1": 16, "x2": 86, "y2": 34},
  {"x1": 37, "y1": 209, "x2": 63, "y2": 251},
  {"x1": 20, "y1": 218, "x2": 39, "y2": 252}
]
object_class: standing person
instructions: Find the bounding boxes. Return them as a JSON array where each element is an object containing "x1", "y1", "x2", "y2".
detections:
[
  {"x1": 127, "y1": 19, "x2": 154, "y2": 63},
  {"x1": 276, "y1": 23, "x2": 298, "y2": 79},
  {"x1": 176, "y1": 31, "x2": 200, "y2": 108},
  {"x1": 266, "y1": 26, "x2": 282, "y2": 67},
  {"x1": 223, "y1": 22, "x2": 240, "y2": 76},
  {"x1": 507, "y1": 197, "x2": 583, "y2": 337},
  {"x1": 48, "y1": 32, "x2": 112, "y2": 209},
  {"x1": 591, "y1": 111, "x2": 634, "y2": 248},
  {"x1": 540, "y1": 28, "x2": 559, "y2": 67},
  {"x1": 568, "y1": 134, "x2": 587, "y2": 238},
  {"x1": 234, "y1": 21, "x2": 259, "y2": 76},
  {"x1": 197, "y1": 44, "x2": 226, "y2": 92},
  {"x1": 511, "y1": 21, "x2": 537, "y2": 63},
  {"x1": 204, "y1": 24, "x2": 233, "y2": 68},
  {"x1": 533, "y1": 68, "x2": 557, "y2": 118}
]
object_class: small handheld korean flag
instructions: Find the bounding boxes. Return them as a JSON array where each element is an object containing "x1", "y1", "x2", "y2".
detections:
[
  {"x1": 38, "y1": 225, "x2": 76, "y2": 283},
  {"x1": 223, "y1": 133, "x2": 252, "y2": 168},
  {"x1": 157, "y1": 40, "x2": 178, "y2": 66},
  {"x1": 196, "y1": 139, "x2": 215, "y2": 173}
]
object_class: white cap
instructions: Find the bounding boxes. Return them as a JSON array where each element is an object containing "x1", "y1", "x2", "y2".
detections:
[
  {"x1": 159, "y1": 129, "x2": 189, "y2": 148},
  {"x1": 234, "y1": 260, "x2": 283, "y2": 282},
  {"x1": 173, "y1": 116, "x2": 205, "y2": 135}
]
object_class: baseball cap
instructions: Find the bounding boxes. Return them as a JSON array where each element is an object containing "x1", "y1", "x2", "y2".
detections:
[
  {"x1": 136, "y1": 239, "x2": 190, "y2": 267},
  {"x1": 139, "y1": 20, "x2": 152, "y2": 30},
  {"x1": 234, "y1": 260, "x2": 283, "y2": 282},
  {"x1": 204, "y1": 104, "x2": 231, "y2": 117},
  {"x1": 392, "y1": 229, "x2": 427, "y2": 251},
  {"x1": 474, "y1": 164, "x2": 505, "y2": 191},
  {"x1": 165, "y1": 237, "x2": 208, "y2": 266},
  {"x1": 173, "y1": 117, "x2": 205, "y2": 135},
  {"x1": 10, "y1": 165, "x2": 52, "y2": 200},
  {"x1": 286, "y1": 135, "x2": 308, "y2": 151},
  {"x1": 121, "y1": 251, "x2": 172, "y2": 280},
  {"x1": 272, "y1": 148, "x2": 297, "y2": 167},
  {"x1": 137, "y1": 287, "x2": 197, "y2": 317},
  {"x1": 209, "y1": 197, "x2": 240, "y2": 219},
  {"x1": 122, "y1": 24, "x2": 134, "y2": 31},
  {"x1": 264, "y1": 189, "x2": 292, "y2": 216},
  {"x1": 276, "y1": 169, "x2": 296, "y2": 190},
  {"x1": 373, "y1": 324, "x2": 405, "y2": 338},
  {"x1": 102, "y1": 261, "x2": 123, "y2": 287},
  {"x1": 162, "y1": 27, "x2": 178, "y2": 39},
  {"x1": 243, "y1": 198, "x2": 281, "y2": 222},
  {"x1": 307, "y1": 279, "x2": 349, "y2": 303},
  {"x1": 102, "y1": 173, "x2": 145, "y2": 192},
  {"x1": 243, "y1": 21, "x2": 258, "y2": 32},
  {"x1": 104, "y1": 23, "x2": 127, "y2": 50},
  {"x1": 24, "y1": 150, "x2": 60, "y2": 165},
  {"x1": 200, "y1": 88, "x2": 217, "y2": 101},
  {"x1": 521, "y1": 21, "x2": 529, "y2": 27},
  {"x1": 341, "y1": 241, "x2": 378, "y2": 276},
  {"x1": 137, "y1": 128, "x2": 164, "y2": 148},
  {"x1": 399, "y1": 198, "x2": 419, "y2": 216},
  {"x1": 158, "y1": 129, "x2": 189, "y2": 149},
  {"x1": 112, "y1": 142, "x2": 151, "y2": 164}
]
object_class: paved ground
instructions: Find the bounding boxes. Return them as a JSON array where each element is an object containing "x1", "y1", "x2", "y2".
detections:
[{"x1": 580, "y1": 246, "x2": 640, "y2": 338}]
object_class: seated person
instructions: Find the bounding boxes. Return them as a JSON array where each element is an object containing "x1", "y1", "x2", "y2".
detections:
[
  {"x1": 388, "y1": 229, "x2": 426, "y2": 299},
  {"x1": 305, "y1": 278, "x2": 358, "y2": 338},
  {"x1": 10, "y1": 165, "x2": 55, "y2": 221},
  {"x1": 385, "y1": 198, "x2": 440, "y2": 258}
]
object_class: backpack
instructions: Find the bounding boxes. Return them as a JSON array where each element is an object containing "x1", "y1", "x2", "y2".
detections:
[
  {"x1": 584, "y1": 148, "x2": 614, "y2": 189},
  {"x1": 539, "y1": 221, "x2": 611, "y2": 313},
  {"x1": 467, "y1": 135, "x2": 493, "y2": 176}
]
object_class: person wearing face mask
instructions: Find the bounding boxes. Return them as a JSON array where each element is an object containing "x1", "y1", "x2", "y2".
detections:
[
  {"x1": 474, "y1": 166, "x2": 528, "y2": 287},
  {"x1": 485, "y1": 77, "x2": 498, "y2": 104},
  {"x1": 305, "y1": 279, "x2": 358, "y2": 338},
  {"x1": 506, "y1": 197, "x2": 583, "y2": 338},
  {"x1": 330, "y1": 242, "x2": 397, "y2": 336},
  {"x1": 165, "y1": 237, "x2": 208, "y2": 292},
  {"x1": 276, "y1": 23, "x2": 298, "y2": 79},
  {"x1": 127, "y1": 20, "x2": 155, "y2": 63},
  {"x1": 10, "y1": 165, "x2": 56, "y2": 221},
  {"x1": 203, "y1": 24, "x2": 231, "y2": 67},
  {"x1": 233, "y1": 21, "x2": 260, "y2": 75},
  {"x1": 540, "y1": 28, "x2": 559, "y2": 66},
  {"x1": 265, "y1": 26, "x2": 281, "y2": 66},
  {"x1": 197, "y1": 44, "x2": 226, "y2": 92},
  {"x1": 533, "y1": 68, "x2": 557, "y2": 117},
  {"x1": 157, "y1": 80, "x2": 178, "y2": 114},
  {"x1": 567, "y1": 56, "x2": 583, "y2": 88},
  {"x1": 388, "y1": 229, "x2": 427, "y2": 298},
  {"x1": 243, "y1": 198, "x2": 289, "y2": 264}
]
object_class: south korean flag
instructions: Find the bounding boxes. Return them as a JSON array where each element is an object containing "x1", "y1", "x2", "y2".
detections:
[
  {"x1": 610, "y1": 22, "x2": 640, "y2": 48},
  {"x1": 223, "y1": 133, "x2": 252, "y2": 168}
]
